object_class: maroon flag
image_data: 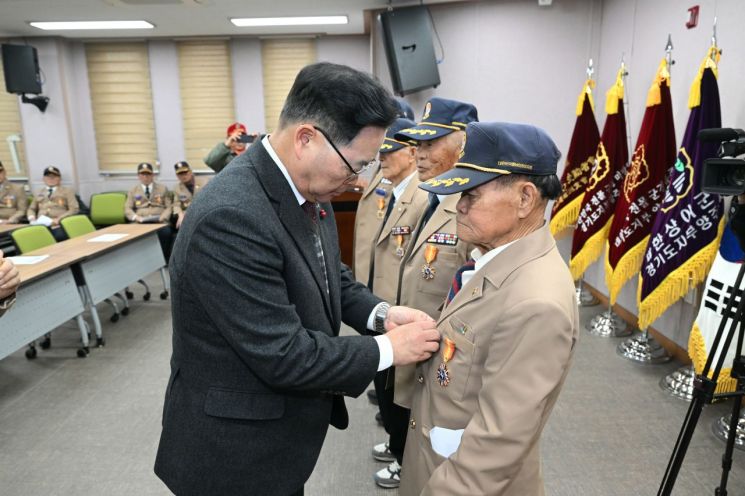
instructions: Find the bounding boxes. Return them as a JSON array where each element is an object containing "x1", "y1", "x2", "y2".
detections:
[
  {"x1": 569, "y1": 67, "x2": 629, "y2": 280},
  {"x1": 549, "y1": 80, "x2": 600, "y2": 238},
  {"x1": 606, "y1": 59, "x2": 676, "y2": 304},
  {"x1": 637, "y1": 49, "x2": 724, "y2": 329}
]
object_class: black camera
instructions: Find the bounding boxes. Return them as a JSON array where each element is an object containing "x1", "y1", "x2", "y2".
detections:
[
  {"x1": 698, "y1": 128, "x2": 745, "y2": 195},
  {"x1": 236, "y1": 133, "x2": 257, "y2": 144}
]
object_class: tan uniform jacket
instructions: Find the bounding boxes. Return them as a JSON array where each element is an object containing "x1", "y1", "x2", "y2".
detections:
[
  {"x1": 125, "y1": 182, "x2": 172, "y2": 222},
  {"x1": 369, "y1": 177, "x2": 429, "y2": 303},
  {"x1": 395, "y1": 194, "x2": 472, "y2": 407},
  {"x1": 172, "y1": 177, "x2": 208, "y2": 216},
  {"x1": 353, "y1": 167, "x2": 392, "y2": 282},
  {"x1": 27, "y1": 186, "x2": 79, "y2": 221},
  {"x1": 400, "y1": 224, "x2": 579, "y2": 496},
  {"x1": 0, "y1": 180, "x2": 27, "y2": 222}
]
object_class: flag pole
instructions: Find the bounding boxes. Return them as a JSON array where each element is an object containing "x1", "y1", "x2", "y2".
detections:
[
  {"x1": 660, "y1": 278, "x2": 700, "y2": 400},
  {"x1": 587, "y1": 54, "x2": 631, "y2": 336},
  {"x1": 617, "y1": 36, "x2": 677, "y2": 364},
  {"x1": 575, "y1": 57, "x2": 601, "y2": 307}
]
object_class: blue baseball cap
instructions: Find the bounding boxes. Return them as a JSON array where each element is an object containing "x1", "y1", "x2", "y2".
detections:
[
  {"x1": 420, "y1": 122, "x2": 561, "y2": 195},
  {"x1": 394, "y1": 98, "x2": 415, "y2": 120},
  {"x1": 380, "y1": 118, "x2": 417, "y2": 153},
  {"x1": 395, "y1": 97, "x2": 478, "y2": 142}
]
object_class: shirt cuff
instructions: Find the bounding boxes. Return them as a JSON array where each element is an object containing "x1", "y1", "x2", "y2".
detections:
[{"x1": 374, "y1": 335, "x2": 394, "y2": 371}]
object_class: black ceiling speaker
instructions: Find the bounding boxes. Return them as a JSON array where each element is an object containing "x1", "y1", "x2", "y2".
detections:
[
  {"x1": 2, "y1": 44, "x2": 49, "y2": 112},
  {"x1": 380, "y1": 6, "x2": 440, "y2": 96}
]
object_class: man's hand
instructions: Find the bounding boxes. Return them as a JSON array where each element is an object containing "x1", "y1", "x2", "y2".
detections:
[
  {"x1": 385, "y1": 305, "x2": 435, "y2": 331},
  {"x1": 387, "y1": 320, "x2": 440, "y2": 366},
  {"x1": 51, "y1": 218, "x2": 60, "y2": 227},
  {"x1": 0, "y1": 252, "x2": 20, "y2": 299}
]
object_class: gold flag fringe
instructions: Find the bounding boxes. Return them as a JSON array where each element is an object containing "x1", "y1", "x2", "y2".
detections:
[
  {"x1": 575, "y1": 79, "x2": 596, "y2": 116},
  {"x1": 605, "y1": 67, "x2": 625, "y2": 115},
  {"x1": 605, "y1": 236, "x2": 649, "y2": 305},
  {"x1": 550, "y1": 193, "x2": 584, "y2": 240},
  {"x1": 688, "y1": 46, "x2": 720, "y2": 109},
  {"x1": 637, "y1": 218, "x2": 725, "y2": 329},
  {"x1": 646, "y1": 58, "x2": 671, "y2": 107},
  {"x1": 569, "y1": 217, "x2": 613, "y2": 281},
  {"x1": 688, "y1": 322, "x2": 738, "y2": 394}
]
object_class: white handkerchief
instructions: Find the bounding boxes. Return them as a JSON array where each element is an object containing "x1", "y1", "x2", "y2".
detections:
[
  {"x1": 30, "y1": 215, "x2": 53, "y2": 227},
  {"x1": 430, "y1": 426, "x2": 464, "y2": 458}
]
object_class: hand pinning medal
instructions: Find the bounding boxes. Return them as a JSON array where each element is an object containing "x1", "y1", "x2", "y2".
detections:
[{"x1": 436, "y1": 337, "x2": 456, "y2": 387}]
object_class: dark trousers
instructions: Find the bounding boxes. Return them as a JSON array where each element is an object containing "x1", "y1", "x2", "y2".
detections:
[
  {"x1": 289, "y1": 488, "x2": 304, "y2": 496},
  {"x1": 156, "y1": 225, "x2": 174, "y2": 263},
  {"x1": 50, "y1": 226, "x2": 68, "y2": 242},
  {"x1": 374, "y1": 367, "x2": 410, "y2": 464}
]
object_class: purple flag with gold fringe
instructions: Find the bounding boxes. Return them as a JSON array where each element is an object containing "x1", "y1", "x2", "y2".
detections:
[{"x1": 637, "y1": 48, "x2": 724, "y2": 329}]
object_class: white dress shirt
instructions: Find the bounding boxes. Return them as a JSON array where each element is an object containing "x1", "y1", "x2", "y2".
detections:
[{"x1": 460, "y1": 240, "x2": 518, "y2": 288}]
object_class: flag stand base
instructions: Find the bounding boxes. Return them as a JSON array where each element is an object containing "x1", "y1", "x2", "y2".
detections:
[
  {"x1": 575, "y1": 280, "x2": 600, "y2": 307},
  {"x1": 617, "y1": 331, "x2": 672, "y2": 364},
  {"x1": 660, "y1": 365, "x2": 695, "y2": 401},
  {"x1": 586, "y1": 309, "x2": 632, "y2": 337},
  {"x1": 712, "y1": 410, "x2": 745, "y2": 452}
]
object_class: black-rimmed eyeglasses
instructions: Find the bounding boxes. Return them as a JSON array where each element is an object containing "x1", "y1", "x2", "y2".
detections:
[{"x1": 314, "y1": 126, "x2": 375, "y2": 177}]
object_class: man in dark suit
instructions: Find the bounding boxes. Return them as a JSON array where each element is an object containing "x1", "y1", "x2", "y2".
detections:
[{"x1": 154, "y1": 62, "x2": 441, "y2": 496}]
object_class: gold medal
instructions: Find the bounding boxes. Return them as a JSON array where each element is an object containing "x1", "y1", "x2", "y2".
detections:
[
  {"x1": 421, "y1": 244, "x2": 438, "y2": 280},
  {"x1": 377, "y1": 197, "x2": 386, "y2": 219},
  {"x1": 395, "y1": 234, "x2": 405, "y2": 258},
  {"x1": 436, "y1": 337, "x2": 456, "y2": 387}
]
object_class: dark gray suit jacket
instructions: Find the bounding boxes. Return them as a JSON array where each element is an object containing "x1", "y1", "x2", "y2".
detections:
[{"x1": 154, "y1": 141, "x2": 382, "y2": 495}]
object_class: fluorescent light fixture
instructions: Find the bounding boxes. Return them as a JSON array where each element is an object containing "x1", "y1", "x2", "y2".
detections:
[
  {"x1": 230, "y1": 16, "x2": 348, "y2": 27},
  {"x1": 29, "y1": 20, "x2": 154, "y2": 30}
]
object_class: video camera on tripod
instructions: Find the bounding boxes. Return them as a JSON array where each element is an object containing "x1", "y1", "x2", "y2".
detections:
[{"x1": 699, "y1": 127, "x2": 745, "y2": 195}]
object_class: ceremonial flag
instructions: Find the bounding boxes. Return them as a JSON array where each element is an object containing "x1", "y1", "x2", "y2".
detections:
[
  {"x1": 638, "y1": 49, "x2": 724, "y2": 329},
  {"x1": 688, "y1": 225, "x2": 744, "y2": 393},
  {"x1": 569, "y1": 67, "x2": 629, "y2": 280},
  {"x1": 606, "y1": 59, "x2": 676, "y2": 304},
  {"x1": 549, "y1": 79, "x2": 600, "y2": 238}
]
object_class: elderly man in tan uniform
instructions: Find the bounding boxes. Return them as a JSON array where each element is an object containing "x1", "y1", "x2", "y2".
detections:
[
  {"x1": 0, "y1": 161, "x2": 27, "y2": 224},
  {"x1": 172, "y1": 161, "x2": 207, "y2": 230},
  {"x1": 372, "y1": 97, "x2": 478, "y2": 488},
  {"x1": 27, "y1": 166, "x2": 79, "y2": 241},
  {"x1": 368, "y1": 118, "x2": 429, "y2": 486},
  {"x1": 353, "y1": 164, "x2": 392, "y2": 282},
  {"x1": 400, "y1": 122, "x2": 580, "y2": 496},
  {"x1": 125, "y1": 162, "x2": 174, "y2": 261}
]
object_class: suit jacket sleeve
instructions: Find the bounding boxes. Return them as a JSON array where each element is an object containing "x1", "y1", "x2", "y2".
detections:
[
  {"x1": 184, "y1": 205, "x2": 380, "y2": 396},
  {"x1": 340, "y1": 261, "x2": 382, "y2": 334},
  {"x1": 203, "y1": 143, "x2": 231, "y2": 173},
  {"x1": 422, "y1": 299, "x2": 575, "y2": 496}
]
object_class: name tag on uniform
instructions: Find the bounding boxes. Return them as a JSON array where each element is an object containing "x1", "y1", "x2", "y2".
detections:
[
  {"x1": 391, "y1": 226, "x2": 411, "y2": 236},
  {"x1": 375, "y1": 188, "x2": 387, "y2": 197},
  {"x1": 427, "y1": 233, "x2": 458, "y2": 246}
]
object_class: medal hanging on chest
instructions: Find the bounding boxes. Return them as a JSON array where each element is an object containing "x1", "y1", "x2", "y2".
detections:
[
  {"x1": 376, "y1": 197, "x2": 386, "y2": 219},
  {"x1": 421, "y1": 244, "x2": 438, "y2": 280},
  {"x1": 395, "y1": 234, "x2": 405, "y2": 258},
  {"x1": 436, "y1": 337, "x2": 456, "y2": 387}
]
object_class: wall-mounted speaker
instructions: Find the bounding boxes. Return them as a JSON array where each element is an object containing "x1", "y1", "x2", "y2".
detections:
[
  {"x1": 380, "y1": 6, "x2": 440, "y2": 96},
  {"x1": 2, "y1": 44, "x2": 43, "y2": 95}
]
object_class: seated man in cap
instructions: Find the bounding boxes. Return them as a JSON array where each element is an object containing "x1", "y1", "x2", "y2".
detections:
[
  {"x1": 372, "y1": 97, "x2": 478, "y2": 489},
  {"x1": 0, "y1": 161, "x2": 28, "y2": 224},
  {"x1": 399, "y1": 122, "x2": 580, "y2": 496},
  {"x1": 27, "y1": 166, "x2": 79, "y2": 241},
  {"x1": 204, "y1": 122, "x2": 258, "y2": 173},
  {"x1": 125, "y1": 162, "x2": 174, "y2": 261},
  {"x1": 172, "y1": 161, "x2": 207, "y2": 229}
]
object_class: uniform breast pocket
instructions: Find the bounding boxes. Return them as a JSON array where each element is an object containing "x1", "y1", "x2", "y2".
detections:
[{"x1": 436, "y1": 322, "x2": 475, "y2": 402}]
